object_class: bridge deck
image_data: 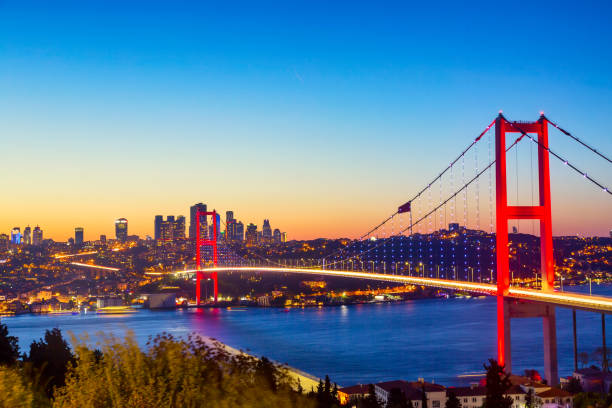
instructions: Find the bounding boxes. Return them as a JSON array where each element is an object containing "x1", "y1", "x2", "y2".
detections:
[{"x1": 164, "y1": 267, "x2": 612, "y2": 314}]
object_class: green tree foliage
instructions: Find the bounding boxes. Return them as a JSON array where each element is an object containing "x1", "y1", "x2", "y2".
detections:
[
  {"x1": 315, "y1": 375, "x2": 340, "y2": 408},
  {"x1": 420, "y1": 384, "x2": 427, "y2": 408},
  {"x1": 26, "y1": 328, "x2": 75, "y2": 397},
  {"x1": 564, "y1": 377, "x2": 583, "y2": 394},
  {"x1": 0, "y1": 323, "x2": 20, "y2": 366},
  {"x1": 386, "y1": 387, "x2": 409, "y2": 408},
  {"x1": 524, "y1": 388, "x2": 540, "y2": 408},
  {"x1": 0, "y1": 366, "x2": 49, "y2": 408},
  {"x1": 52, "y1": 332, "x2": 315, "y2": 408},
  {"x1": 361, "y1": 384, "x2": 382, "y2": 408},
  {"x1": 579, "y1": 352, "x2": 590, "y2": 368},
  {"x1": 482, "y1": 359, "x2": 513, "y2": 408},
  {"x1": 444, "y1": 390, "x2": 461, "y2": 408},
  {"x1": 572, "y1": 392, "x2": 605, "y2": 408}
]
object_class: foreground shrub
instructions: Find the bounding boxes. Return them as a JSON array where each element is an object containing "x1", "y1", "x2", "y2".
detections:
[
  {"x1": 0, "y1": 366, "x2": 49, "y2": 408},
  {"x1": 53, "y1": 332, "x2": 315, "y2": 408}
]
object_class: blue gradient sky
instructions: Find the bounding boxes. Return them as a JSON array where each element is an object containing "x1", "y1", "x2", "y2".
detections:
[{"x1": 1, "y1": 0, "x2": 611, "y2": 240}]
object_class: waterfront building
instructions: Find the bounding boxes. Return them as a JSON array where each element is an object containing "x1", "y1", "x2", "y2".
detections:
[
  {"x1": 262, "y1": 219, "x2": 272, "y2": 243},
  {"x1": 32, "y1": 226, "x2": 43, "y2": 246},
  {"x1": 337, "y1": 385, "x2": 369, "y2": 406},
  {"x1": 23, "y1": 226, "x2": 31, "y2": 245},
  {"x1": 75, "y1": 227, "x2": 84, "y2": 245},
  {"x1": 246, "y1": 223, "x2": 258, "y2": 247},
  {"x1": 11, "y1": 227, "x2": 21, "y2": 245},
  {"x1": 115, "y1": 218, "x2": 128, "y2": 242},
  {"x1": 273, "y1": 228, "x2": 281, "y2": 244},
  {"x1": 189, "y1": 203, "x2": 207, "y2": 240},
  {"x1": 375, "y1": 380, "x2": 446, "y2": 408}
]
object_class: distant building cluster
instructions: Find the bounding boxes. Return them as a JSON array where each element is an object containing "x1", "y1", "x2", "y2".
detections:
[{"x1": 153, "y1": 202, "x2": 288, "y2": 247}]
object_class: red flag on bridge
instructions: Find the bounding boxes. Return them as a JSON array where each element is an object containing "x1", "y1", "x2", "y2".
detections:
[{"x1": 398, "y1": 201, "x2": 411, "y2": 213}]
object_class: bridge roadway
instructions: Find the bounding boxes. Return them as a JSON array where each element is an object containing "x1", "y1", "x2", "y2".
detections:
[{"x1": 162, "y1": 266, "x2": 612, "y2": 314}]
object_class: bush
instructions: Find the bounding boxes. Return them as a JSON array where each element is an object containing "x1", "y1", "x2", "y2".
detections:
[
  {"x1": 52, "y1": 332, "x2": 315, "y2": 408},
  {"x1": 0, "y1": 366, "x2": 49, "y2": 408}
]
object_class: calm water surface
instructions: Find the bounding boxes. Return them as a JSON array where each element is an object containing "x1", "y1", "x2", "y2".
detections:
[{"x1": 3, "y1": 283, "x2": 611, "y2": 386}]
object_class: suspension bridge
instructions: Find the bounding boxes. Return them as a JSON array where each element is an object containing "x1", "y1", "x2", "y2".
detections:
[{"x1": 157, "y1": 112, "x2": 611, "y2": 386}]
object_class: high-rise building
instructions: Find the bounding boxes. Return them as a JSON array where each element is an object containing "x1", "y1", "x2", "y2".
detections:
[
  {"x1": 226, "y1": 219, "x2": 237, "y2": 241},
  {"x1": 175, "y1": 216, "x2": 186, "y2": 239},
  {"x1": 281, "y1": 232, "x2": 287, "y2": 243},
  {"x1": 273, "y1": 228, "x2": 281, "y2": 244},
  {"x1": 208, "y1": 213, "x2": 221, "y2": 241},
  {"x1": 100, "y1": 234, "x2": 107, "y2": 244},
  {"x1": 189, "y1": 203, "x2": 207, "y2": 240},
  {"x1": 156, "y1": 215, "x2": 186, "y2": 243},
  {"x1": 11, "y1": 228, "x2": 21, "y2": 245},
  {"x1": 236, "y1": 221, "x2": 244, "y2": 242},
  {"x1": 115, "y1": 218, "x2": 128, "y2": 242},
  {"x1": 246, "y1": 223, "x2": 258, "y2": 247},
  {"x1": 262, "y1": 219, "x2": 272, "y2": 244},
  {"x1": 154, "y1": 215, "x2": 163, "y2": 240},
  {"x1": 0, "y1": 234, "x2": 9, "y2": 251},
  {"x1": 74, "y1": 227, "x2": 84, "y2": 245},
  {"x1": 32, "y1": 226, "x2": 43, "y2": 246},
  {"x1": 23, "y1": 226, "x2": 32, "y2": 245},
  {"x1": 226, "y1": 211, "x2": 234, "y2": 225}
]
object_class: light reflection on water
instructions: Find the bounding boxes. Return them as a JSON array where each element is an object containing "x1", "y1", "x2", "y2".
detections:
[{"x1": 3, "y1": 284, "x2": 612, "y2": 386}]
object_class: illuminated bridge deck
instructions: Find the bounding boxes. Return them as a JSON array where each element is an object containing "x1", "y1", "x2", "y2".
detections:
[{"x1": 160, "y1": 266, "x2": 612, "y2": 314}]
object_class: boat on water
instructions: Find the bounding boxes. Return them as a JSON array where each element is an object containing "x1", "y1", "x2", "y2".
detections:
[{"x1": 96, "y1": 306, "x2": 137, "y2": 314}]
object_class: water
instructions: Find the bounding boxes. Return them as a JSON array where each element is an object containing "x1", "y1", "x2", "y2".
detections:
[{"x1": 3, "y1": 283, "x2": 612, "y2": 386}]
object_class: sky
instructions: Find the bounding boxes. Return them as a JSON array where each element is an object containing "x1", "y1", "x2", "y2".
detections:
[{"x1": 0, "y1": 0, "x2": 611, "y2": 241}]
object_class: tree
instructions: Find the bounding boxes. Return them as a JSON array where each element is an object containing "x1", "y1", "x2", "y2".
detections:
[
  {"x1": 256, "y1": 356, "x2": 278, "y2": 392},
  {"x1": 579, "y1": 351, "x2": 590, "y2": 368},
  {"x1": 445, "y1": 390, "x2": 461, "y2": 408},
  {"x1": 386, "y1": 387, "x2": 409, "y2": 408},
  {"x1": 482, "y1": 359, "x2": 513, "y2": 408},
  {"x1": 564, "y1": 377, "x2": 583, "y2": 394},
  {"x1": 362, "y1": 383, "x2": 382, "y2": 408},
  {"x1": 421, "y1": 384, "x2": 428, "y2": 408},
  {"x1": 524, "y1": 388, "x2": 541, "y2": 408},
  {"x1": 25, "y1": 328, "x2": 75, "y2": 397},
  {"x1": 0, "y1": 323, "x2": 19, "y2": 366}
]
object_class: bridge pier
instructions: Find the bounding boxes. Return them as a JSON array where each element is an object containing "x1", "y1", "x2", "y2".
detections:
[{"x1": 500, "y1": 298, "x2": 558, "y2": 385}]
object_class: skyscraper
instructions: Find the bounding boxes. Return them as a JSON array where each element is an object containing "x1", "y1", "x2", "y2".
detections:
[
  {"x1": 236, "y1": 221, "x2": 244, "y2": 242},
  {"x1": 175, "y1": 216, "x2": 186, "y2": 239},
  {"x1": 262, "y1": 219, "x2": 272, "y2": 244},
  {"x1": 32, "y1": 226, "x2": 43, "y2": 246},
  {"x1": 189, "y1": 203, "x2": 207, "y2": 240},
  {"x1": 100, "y1": 234, "x2": 107, "y2": 244},
  {"x1": 246, "y1": 223, "x2": 258, "y2": 247},
  {"x1": 226, "y1": 211, "x2": 234, "y2": 225},
  {"x1": 75, "y1": 227, "x2": 84, "y2": 245},
  {"x1": 115, "y1": 218, "x2": 128, "y2": 242},
  {"x1": 273, "y1": 228, "x2": 281, "y2": 244},
  {"x1": 23, "y1": 226, "x2": 32, "y2": 245},
  {"x1": 11, "y1": 228, "x2": 21, "y2": 244},
  {"x1": 154, "y1": 215, "x2": 163, "y2": 240}
]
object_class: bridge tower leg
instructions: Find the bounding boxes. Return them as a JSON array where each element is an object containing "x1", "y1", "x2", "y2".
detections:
[
  {"x1": 195, "y1": 209, "x2": 219, "y2": 305},
  {"x1": 495, "y1": 113, "x2": 558, "y2": 385}
]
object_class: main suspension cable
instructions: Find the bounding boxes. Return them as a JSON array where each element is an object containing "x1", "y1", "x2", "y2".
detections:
[{"x1": 544, "y1": 115, "x2": 612, "y2": 165}]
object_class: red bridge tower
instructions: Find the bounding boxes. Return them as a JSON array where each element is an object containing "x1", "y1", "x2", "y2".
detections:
[
  {"x1": 195, "y1": 209, "x2": 218, "y2": 305},
  {"x1": 495, "y1": 113, "x2": 558, "y2": 385}
]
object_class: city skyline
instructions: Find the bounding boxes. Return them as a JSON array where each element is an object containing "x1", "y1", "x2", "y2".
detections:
[{"x1": 1, "y1": 1, "x2": 611, "y2": 240}]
